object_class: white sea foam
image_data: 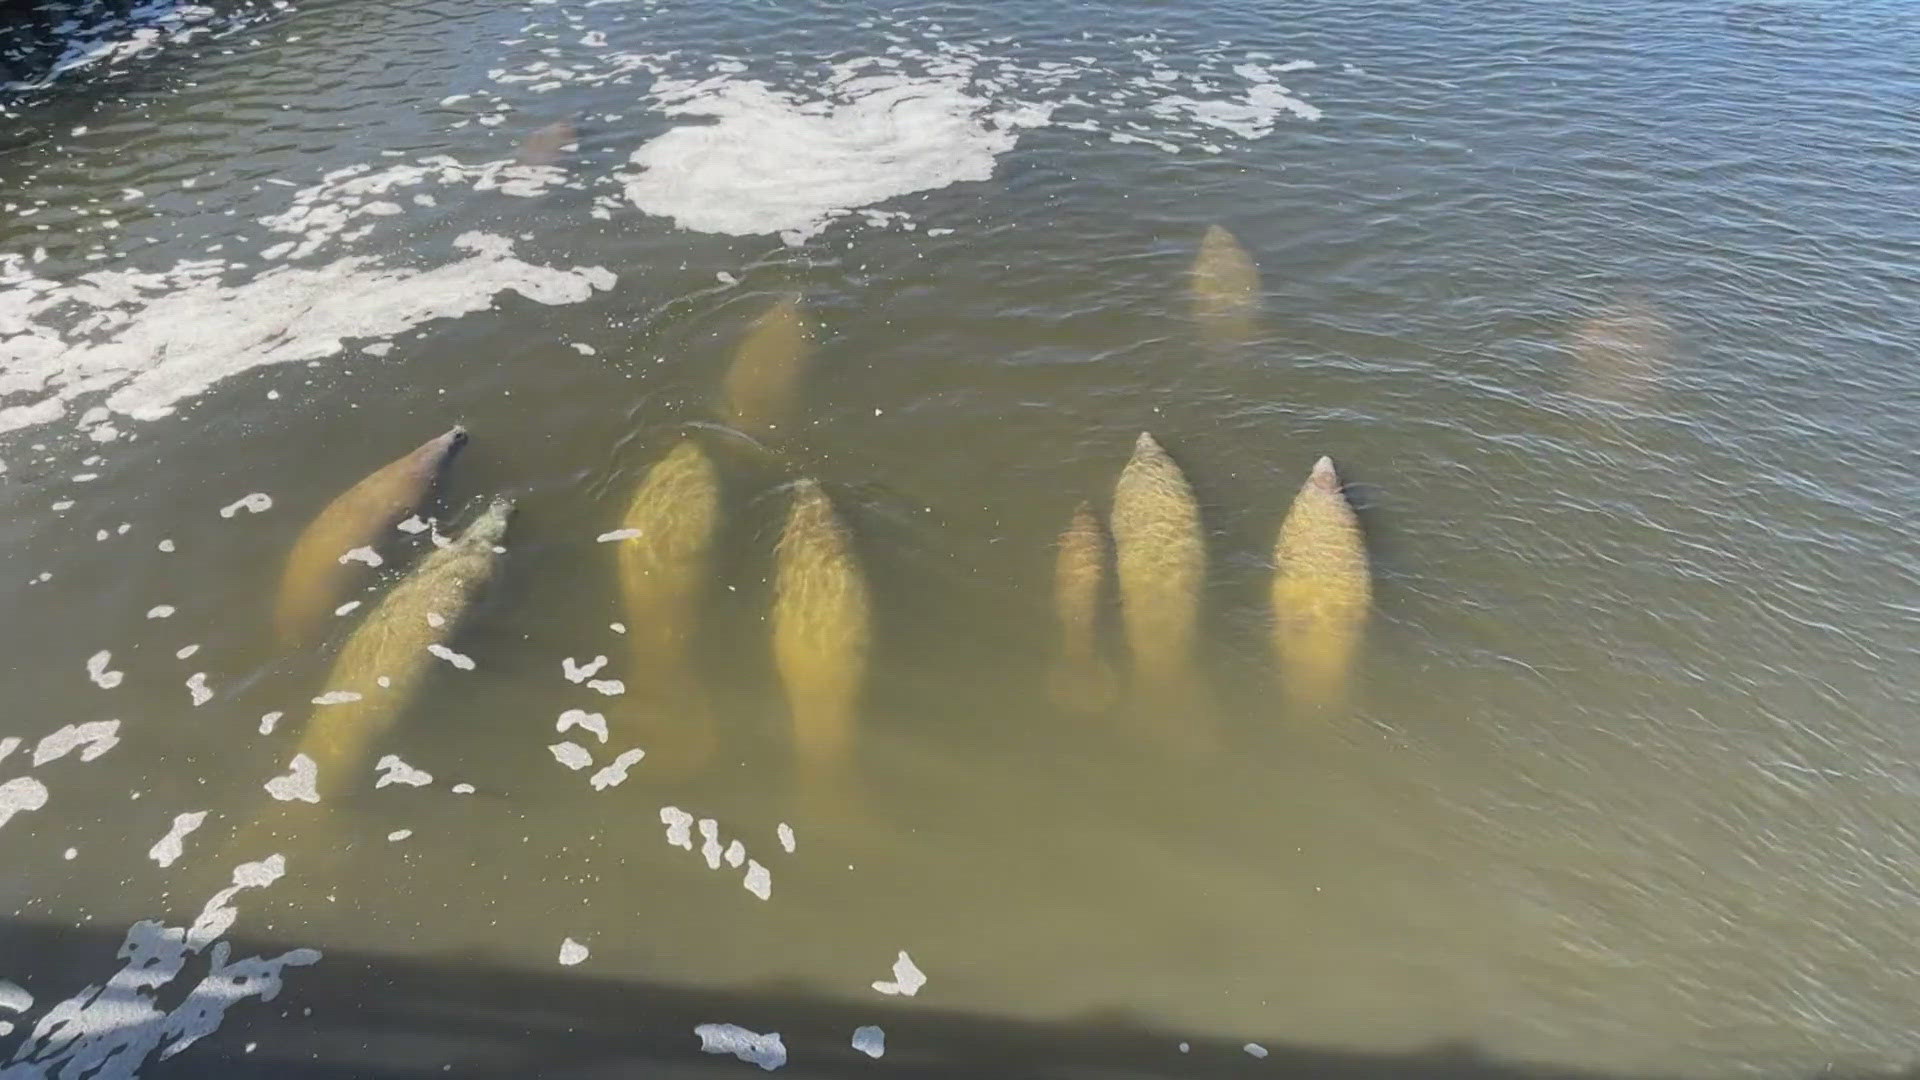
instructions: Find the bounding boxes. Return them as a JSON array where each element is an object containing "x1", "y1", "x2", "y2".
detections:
[
  {"x1": 0, "y1": 777, "x2": 49, "y2": 831},
  {"x1": 257, "y1": 711, "x2": 282, "y2": 735},
  {"x1": 589, "y1": 748, "x2": 644, "y2": 789},
  {"x1": 777, "y1": 822, "x2": 795, "y2": 854},
  {"x1": 311, "y1": 690, "x2": 362, "y2": 705},
  {"x1": 427, "y1": 643, "x2": 475, "y2": 670},
  {"x1": 0, "y1": 854, "x2": 320, "y2": 1077},
  {"x1": 185, "y1": 672, "x2": 212, "y2": 705},
  {"x1": 84, "y1": 650, "x2": 123, "y2": 689},
  {"x1": 264, "y1": 755, "x2": 319, "y2": 803},
  {"x1": 558, "y1": 937, "x2": 589, "y2": 966},
  {"x1": 661, "y1": 806, "x2": 694, "y2": 849},
  {"x1": 218, "y1": 492, "x2": 272, "y2": 518},
  {"x1": 548, "y1": 741, "x2": 592, "y2": 770},
  {"x1": 561, "y1": 655, "x2": 607, "y2": 683},
  {"x1": 851, "y1": 1025, "x2": 885, "y2": 1059},
  {"x1": 557, "y1": 709, "x2": 608, "y2": 742},
  {"x1": 871, "y1": 951, "x2": 926, "y2": 996},
  {"x1": 0, "y1": 234, "x2": 614, "y2": 438},
  {"x1": 742, "y1": 859, "x2": 771, "y2": 900},
  {"x1": 33, "y1": 720, "x2": 121, "y2": 765},
  {"x1": 373, "y1": 755, "x2": 433, "y2": 788},
  {"x1": 148, "y1": 811, "x2": 209, "y2": 868},
  {"x1": 695, "y1": 1024, "x2": 785, "y2": 1070}
]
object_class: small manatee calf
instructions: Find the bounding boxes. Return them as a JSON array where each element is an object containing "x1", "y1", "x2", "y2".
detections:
[
  {"x1": 724, "y1": 295, "x2": 813, "y2": 437},
  {"x1": 274, "y1": 426, "x2": 467, "y2": 646},
  {"x1": 772, "y1": 479, "x2": 870, "y2": 803},
  {"x1": 1271, "y1": 457, "x2": 1370, "y2": 711},
  {"x1": 295, "y1": 496, "x2": 515, "y2": 800},
  {"x1": 1189, "y1": 224, "x2": 1260, "y2": 345},
  {"x1": 614, "y1": 439, "x2": 720, "y2": 773},
  {"x1": 1048, "y1": 501, "x2": 1116, "y2": 713},
  {"x1": 516, "y1": 119, "x2": 577, "y2": 167},
  {"x1": 1110, "y1": 432, "x2": 1211, "y2": 744}
]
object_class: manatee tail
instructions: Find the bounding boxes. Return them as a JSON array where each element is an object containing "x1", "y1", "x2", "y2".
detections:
[
  {"x1": 1277, "y1": 623, "x2": 1362, "y2": 718},
  {"x1": 685, "y1": 420, "x2": 806, "y2": 477},
  {"x1": 1048, "y1": 652, "x2": 1118, "y2": 714}
]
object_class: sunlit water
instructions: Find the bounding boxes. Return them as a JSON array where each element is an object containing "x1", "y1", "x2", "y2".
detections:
[{"x1": 2, "y1": 0, "x2": 1917, "y2": 1076}]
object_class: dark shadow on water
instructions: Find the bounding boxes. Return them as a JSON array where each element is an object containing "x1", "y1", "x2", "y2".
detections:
[{"x1": 3, "y1": 917, "x2": 1916, "y2": 1080}]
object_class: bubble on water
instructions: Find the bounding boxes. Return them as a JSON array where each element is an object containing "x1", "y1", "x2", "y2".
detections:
[
  {"x1": 158, "y1": 539, "x2": 176, "y2": 552},
  {"x1": 557, "y1": 709, "x2": 608, "y2": 742},
  {"x1": 149, "y1": 811, "x2": 209, "y2": 868},
  {"x1": 258, "y1": 711, "x2": 283, "y2": 735},
  {"x1": 85, "y1": 650, "x2": 123, "y2": 689},
  {"x1": 549, "y1": 742, "x2": 592, "y2": 770},
  {"x1": 147, "y1": 605, "x2": 176, "y2": 619},
  {"x1": 452, "y1": 783, "x2": 476, "y2": 794},
  {"x1": 589, "y1": 748, "x2": 645, "y2": 790},
  {"x1": 34, "y1": 720, "x2": 121, "y2": 765},
  {"x1": 339, "y1": 546, "x2": 382, "y2": 567},
  {"x1": 374, "y1": 755, "x2": 433, "y2": 788},
  {"x1": 1244, "y1": 1043, "x2": 1269, "y2": 1059},
  {"x1": 175, "y1": 644, "x2": 200, "y2": 660},
  {"x1": 695, "y1": 1023, "x2": 785, "y2": 1070},
  {"x1": 558, "y1": 937, "x2": 589, "y2": 965},
  {"x1": 265, "y1": 755, "x2": 320, "y2": 802},
  {"x1": 0, "y1": 777, "x2": 50, "y2": 831},
  {"x1": 851, "y1": 1026, "x2": 885, "y2": 1058},
  {"x1": 609, "y1": 622, "x2": 626, "y2": 634},
  {"x1": 699, "y1": 818, "x2": 723, "y2": 869},
  {"x1": 596, "y1": 528, "x2": 642, "y2": 542},
  {"x1": 777, "y1": 822, "x2": 795, "y2": 853},
  {"x1": 871, "y1": 951, "x2": 925, "y2": 996},
  {"x1": 219, "y1": 493, "x2": 273, "y2": 518},
  {"x1": 333, "y1": 601, "x2": 361, "y2": 616},
  {"x1": 427, "y1": 644, "x2": 475, "y2": 670},
  {"x1": 311, "y1": 690, "x2": 363, "y2": 705},
  {"x1": 186, "y1": 672, "x2": 213, "y2": 706},
  {"x1": 661, "y1": 806, "x2": 694, "y2": 849},
  {"x1": 561, "y1": 655, "x2": 608, "y2": 683},
  {"x1": 387, "y1": 829, "x2": 413, "y2": 842},
  {"x1": 586, "y1": 679, "x2": 624, "y2": 696}
]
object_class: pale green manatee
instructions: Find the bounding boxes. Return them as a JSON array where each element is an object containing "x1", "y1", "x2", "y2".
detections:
[
  {"x1": 614, "y1": 439, "x2": 721, "y2": 775},
  {"x1": 1048, "y1": 500, "x2": 1117, "y2": 713},
  {"x1": 1271, "y1": 456, "x2": 1370, "y2": 710},
  {"x1": 274, "y1": 426, "x2": 467, "y2": 646},
  {"x1": 724, "y1": 295, "x2": 813, "y2": 437},
  {"x1": 772, "y1": 479, "x2": 870, "y2": 796},
  {"x1": 224, "y1": 497, "x2": 514, "y2": 873},
  {"x1": 1189, "y1": 224, "x2": 1260, "y2": 345},
  {"x1": 516, "y1": 119, "x2": 577, "y2": 167},
  {"x1": 1110, "y1": 432, "x2": 1211, "y2": 743}
]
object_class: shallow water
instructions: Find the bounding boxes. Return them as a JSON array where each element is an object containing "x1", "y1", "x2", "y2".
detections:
[{"x1": 2, "y1": 0, "x2": 1918, "y2": 1076}]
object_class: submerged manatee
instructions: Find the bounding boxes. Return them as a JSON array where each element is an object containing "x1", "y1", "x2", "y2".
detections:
[
  {"x1": 724, "y1": 295, "x2": 814, "y2": 437},
  {"x1": 274, "y1": 426, "x2": 467, "y2": 646},
  {"x1": 1189, "y1": 224, "x2": 1260, "y2": 345},
  {"x1": 1271, "y1": 457, "x2": 1370, "y2": 710},
  {"x1": 614, "y1": 439, "x2": 721, "y2": 773},
  {"x1": 295, "y1": 497, "x2": 515, "y2": 799},
  {"x1": 1048, "y1": 500, "x2": 1117, "y2": 713},
  {"x1": 1110, "y1": 432, "x2": 1209, "y2": 738},
  {"x1": 516, "y1": 119, "x2": 577, "y2": 167},
  {"x1": 772, "y1": 479, "x2": 870, "y2": 792},
  {"x1": 1567, "y1": 293, "x2": 1672, "y2": 406}
]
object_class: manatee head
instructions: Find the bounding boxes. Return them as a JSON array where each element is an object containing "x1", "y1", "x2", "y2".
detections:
[
  {"x1": 1308, "y1": 455, "x2": 1341, "y2": 493},
  {"x1": 459, "y1": 496, "x2": 516, "y2": 548}
]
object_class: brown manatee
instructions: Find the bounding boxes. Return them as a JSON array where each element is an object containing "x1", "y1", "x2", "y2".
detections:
[
  {"x1": 613, "y1": 439, "x2": 721, "y2": 775},
  {"x1": 274, "y1": 426, "x2": 467, "y2": 646},
  {"x1": 772, "y1": 479, "x2": 870, "y2": 810},
  {"x1": 1567, "y1": 293, "x2": 1672, "y2": 406},
  {"x1": 516, "y1": 119, "x2": 577, "y2": 167},
  {"x1": 1271, "y1": 457, "x2": 1370, "y2": 711},
  {"x1": 1048, "y1": 501, "x2": 1117, "y2": 713},
  {"x1": 1189, "y1": 224, "x2": 1260, "y2": 346},
  {"x1": 723, "y1": 295, "x2": 813, "y2": 437},
  {"x1": 1109, "y1": 432, "x2": 1211, "y2": 745}
]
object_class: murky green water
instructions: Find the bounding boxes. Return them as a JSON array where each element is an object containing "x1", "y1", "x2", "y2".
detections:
[{"x1": 2, "y1": 0, "x2": 1917, "y2": 1076}]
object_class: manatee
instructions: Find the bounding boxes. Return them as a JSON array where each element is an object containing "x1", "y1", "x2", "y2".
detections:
[
  {"x1": 723, "y1": 295, "x2": 813, "y2": 437},
  {"x1": 274, "y1": 426, "x2": 467, "y2": 646},
  {"x1": 1048, "y1": 500, "x2": 1117, "y2": 713},
  {"x1": 1109, "y1": 432, "x2": 1210, "y2": 738},
  {"x1": 614, "y1": 439, "x2": 720, "y2": 773},
  {"x1": 772, "y1": 479, "x2": 869, "y2": 792},
  {"x1": 1567, "y1": 293, "x2": 1672, "y2": 406},
  {"x1": 1271, "y1": 457, "x2": 1370, "y2": 710},
  {"x1": 1189, "y1": 224, "x2": 1260, "y2": 345},
  {"x1": 516, "y1": 119, "x2": 577, "y2": 167},
  {"x1": 294, "y1": 497, "x2": 515, "y2": 800}
]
